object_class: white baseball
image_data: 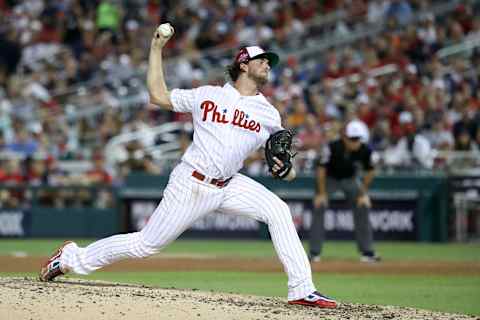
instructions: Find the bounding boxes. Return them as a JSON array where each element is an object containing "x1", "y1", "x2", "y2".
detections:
[{"x1": 158, "y1": 23, "x2": 173, "y2": 37}]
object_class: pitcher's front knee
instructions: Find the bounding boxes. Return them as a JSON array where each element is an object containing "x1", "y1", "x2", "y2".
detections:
[
  {"x1": 135, "y1": 234, "x2": 159, "y2": 258},
  {"x1": 269, "y1": 199, "x2": 292, "y2": 223}
]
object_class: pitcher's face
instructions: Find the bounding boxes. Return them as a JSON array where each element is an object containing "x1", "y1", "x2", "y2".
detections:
[{"x1": 246, "y1": 58, "x2": 270, "y2": 85}]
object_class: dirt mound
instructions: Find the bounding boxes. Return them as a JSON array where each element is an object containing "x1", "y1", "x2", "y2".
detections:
[{"x1": 0, "y1": 277, "x2": 476, "y2": 320}]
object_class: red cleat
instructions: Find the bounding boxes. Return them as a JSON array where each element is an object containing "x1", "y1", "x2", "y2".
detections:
[
  {"x1": 39, "y1": 241, "x2": 73, "y2": 282},
  {"x1": 288, "y1": 291, "x2": 337, "y2": 308}
]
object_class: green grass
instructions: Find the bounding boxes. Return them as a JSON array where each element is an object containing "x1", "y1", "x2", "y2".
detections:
[
  {"x1": 1, "y1": 239, "x2": 480, "y2": 261},
  {"x1": 4, "y1": 271, "x2": 480, "y2": 316}
]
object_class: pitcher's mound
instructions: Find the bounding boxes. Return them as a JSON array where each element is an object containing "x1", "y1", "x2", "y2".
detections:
[{"x1": 0, "y1": 277, "x2": 475, "y2": 320}]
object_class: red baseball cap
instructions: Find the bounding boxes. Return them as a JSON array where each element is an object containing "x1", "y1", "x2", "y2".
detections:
[{"x1": 234, "y1": 46, "x2": 279, "y2": 67}]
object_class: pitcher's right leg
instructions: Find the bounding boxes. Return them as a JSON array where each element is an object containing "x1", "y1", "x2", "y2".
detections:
[{"x1": 40, "y1": 163, "x2": 223, "y2": 280}]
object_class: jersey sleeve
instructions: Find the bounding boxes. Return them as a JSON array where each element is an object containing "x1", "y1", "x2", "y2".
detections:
[
  {"x1": 170, "y1": 88, "x2": 197, "y2": 113},
  {"x1": 270, "y1": 109, "x2": 283, "y2": 134},
  {"x1": 262, "y1": 108, "x2": 284, "y2": 148}
]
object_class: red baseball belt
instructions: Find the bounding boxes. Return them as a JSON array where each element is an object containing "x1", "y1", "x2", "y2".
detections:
[{"x1": 192, "y1": 170, "x2": 232, "y2": 188}]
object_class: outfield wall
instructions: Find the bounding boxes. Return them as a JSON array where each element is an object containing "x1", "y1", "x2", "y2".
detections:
[
  {"x1": 122, "y1": 173, "x2": 448, "y2": 242},
  {"x1": 1, "y1": 172, "x2": 474, "y2": 242}
]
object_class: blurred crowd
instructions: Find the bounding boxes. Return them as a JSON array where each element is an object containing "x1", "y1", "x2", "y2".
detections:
[
  {"x1": 1, "y1": 0, "x2": 480, "y2": 208},
  {"x1": 257, "y1": 1, "x2": 480, "y2": 172}
]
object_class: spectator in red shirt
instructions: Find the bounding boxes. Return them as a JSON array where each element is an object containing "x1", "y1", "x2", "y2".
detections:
[
  {"x1": 72, "y1": 153, "x2": 113, "y2": 208},
  {"x1": 0, "y1": 159, "x2": 24, "y2": 185},
  {"x1": 85, "y1": 154, "x2": 112, "y2": 186},
  {"x1": 0, "y1": 159, "x2": 24, "y2": 208},
  {"x1": 297, "y1": 114, "x2": 324, "y2": 152},
  {"x1": 25, "y1": 157, "x2": 48, "y2": 186}
]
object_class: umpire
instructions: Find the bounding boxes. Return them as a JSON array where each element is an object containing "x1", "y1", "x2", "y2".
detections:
[{"x1": 309, "y1": 121, "x2": 380, "y2": 263}]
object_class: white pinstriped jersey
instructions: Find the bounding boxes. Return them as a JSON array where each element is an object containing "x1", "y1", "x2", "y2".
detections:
[{"x1": 170, "y1": 83, "x2": 283, "y2": 179}]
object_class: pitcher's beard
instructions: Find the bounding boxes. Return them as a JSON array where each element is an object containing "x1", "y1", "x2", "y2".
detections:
[{"x1": 251, "y1": 73, "x2": 268, "y2": 87}]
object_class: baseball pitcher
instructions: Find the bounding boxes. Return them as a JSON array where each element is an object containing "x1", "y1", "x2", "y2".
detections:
[{"x1": 39, "y1": 22, "x2": 337, "y2": 308}]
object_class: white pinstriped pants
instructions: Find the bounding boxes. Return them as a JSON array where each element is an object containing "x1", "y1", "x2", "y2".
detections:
[{"x1": 61, "y1": 162, "x2": 315, "y2": 300}]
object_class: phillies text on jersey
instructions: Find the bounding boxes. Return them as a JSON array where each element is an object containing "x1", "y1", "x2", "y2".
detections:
[{"x1": 170, "y1": 83, "x2": 283, "y2": 179}]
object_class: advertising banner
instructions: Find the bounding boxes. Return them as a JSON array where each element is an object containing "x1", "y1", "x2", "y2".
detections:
[
  {"x1": 0, "y1": 209, "x2": 28, "y2": 237},
  {"x1": 287, "y1": 198, "x2": 418, "y2": 240}
]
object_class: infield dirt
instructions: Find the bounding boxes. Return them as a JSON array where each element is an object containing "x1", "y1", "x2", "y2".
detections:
[
  {"x1": 1, "y1": 276, "x2": 478, "y2": 320},
  {"x1": 1, "y1": 255, "x2": 479, "y2": 320}
]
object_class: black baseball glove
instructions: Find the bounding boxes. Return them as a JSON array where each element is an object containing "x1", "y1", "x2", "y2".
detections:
[{"x1": 265, "y1": 129, "x2": 296, "y2": 179}]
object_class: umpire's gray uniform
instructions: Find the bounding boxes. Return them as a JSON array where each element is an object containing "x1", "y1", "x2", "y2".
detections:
[{"x1": 309, "y1": 134, "x2": 379, "y2": 262}]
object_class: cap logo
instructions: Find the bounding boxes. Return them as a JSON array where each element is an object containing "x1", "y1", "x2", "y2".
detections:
[
  {"x1": 235, "y1": 48, "x2": 250, "y2": 64},
  {"x1": 233, "y1": 46, "x2": 278, "y2": 68}
]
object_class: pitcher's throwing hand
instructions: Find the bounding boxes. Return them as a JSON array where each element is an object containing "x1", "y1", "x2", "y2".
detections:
[{"x1": 152, "y1": 23, "x2": 174, "y2": 48}]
